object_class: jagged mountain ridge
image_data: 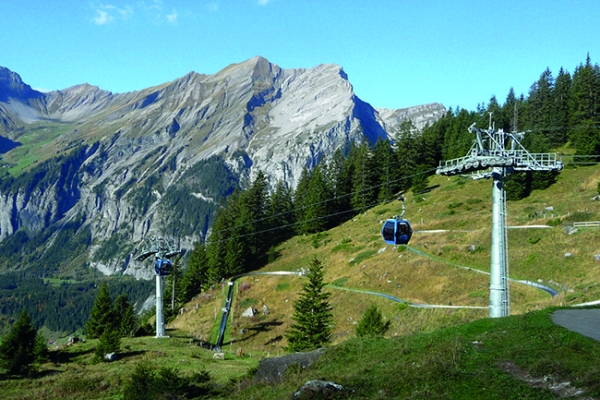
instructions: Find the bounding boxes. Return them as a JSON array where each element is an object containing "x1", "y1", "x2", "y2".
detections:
[{"x1": 0, "y1": 57, "x2": 445, "y2": 279}]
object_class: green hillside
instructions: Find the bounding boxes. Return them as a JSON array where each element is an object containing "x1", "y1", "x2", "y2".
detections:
[
  {"x1": 3, "y1": 163, "x2": 600, "y2": 399},
  {"x1": 172, "y1": 163, "x2": 600, "y2": 351}
]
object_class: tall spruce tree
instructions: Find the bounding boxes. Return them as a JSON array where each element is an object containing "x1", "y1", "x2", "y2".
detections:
[
  {"x1": 85, "y1": 282, "x2": 114, "y2": 339},
  {"x1": 0, "y1": 309, "x2": 47, "y2": 375},
  {"x1": 294, "y1": 166, "x2": 312, "y2": 234},
  {"x1": 205, "y1": 199, "x2": 231, "y2": 281},
  {"x1": 395, "y1": 120, "x2": 419, "y2": 191},
  {"x1": 350, "y1": 140, "x2": 377, "y2": 210},
  {"x1": 181, "y1": 243, "x2": 209, "y2": 302},
  {"x1": 301, "y1": 164, "x2": 333, "y2": 233},
  {"x1": 324, "y1": 147, "x2": 354, "y2": 223},
  {"x1": 570, "y1": 54, "x2": 600, "y2": 158},
  {"x1": 164, "y1": 256, "x2": 184, "y2": 313},
  {"x1": 113, "y1": 293, "x2": 138, "y2": 337},
  {"x1": 239, "y1": 170, "x2": 270, "y2": 262},
  {"x1": 373, "y1": 138, "x2": 400, "y2": 203},
  {"x1": 285, "y1": 258, "x2": 333, "y2": 352},
  {"x1": 268, "y1": 179, "x2": 294, "y2": 242},
  {"x1": 553, "y1": 67, "x2": 572, "y2": 146}
]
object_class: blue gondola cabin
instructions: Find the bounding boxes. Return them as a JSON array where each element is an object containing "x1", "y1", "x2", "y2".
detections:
[
  {"x1": 154, "y1": 259, "x2": 173, "y2": 276},
  {"x1": 382, "y1": 219, "x2": 413, "y2": 245}
]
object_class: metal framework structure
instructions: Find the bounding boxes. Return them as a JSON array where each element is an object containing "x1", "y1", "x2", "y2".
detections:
[
  {"x1": 135, "y1": 236, "x2": 179, "y2": 337},
  {"x1": 436, "y1": 116, "x2": 562, "y2": 318}
]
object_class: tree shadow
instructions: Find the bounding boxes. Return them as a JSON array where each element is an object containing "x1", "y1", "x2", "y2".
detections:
[
  {"x1": 49, "y1": 347, "x2": 95, "y2": 364},
  {"x1": 224, "y1": 319, "x2": 284, "y2": 346},
  {"x1": 0, "y1": 136, "x2": 21, "y2": 154},
  {"x1": 118, "y1": 350, "x2": 146, "y2": 360},
  {"x1": 264, "y1": 335, "x2": 283, "y2": 346}
]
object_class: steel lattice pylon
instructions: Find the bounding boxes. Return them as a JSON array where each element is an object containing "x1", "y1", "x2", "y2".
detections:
[{"x1": 436, "y1": 116, "x2": 562, "y2": 318}]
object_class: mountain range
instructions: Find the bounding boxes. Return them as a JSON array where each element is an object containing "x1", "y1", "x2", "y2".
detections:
[{"x1": 0, "y1": 56, "x2": 445, "y2": 279}]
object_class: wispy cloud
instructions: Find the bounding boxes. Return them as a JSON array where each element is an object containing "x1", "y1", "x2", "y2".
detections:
[
  {"x1": 257, "y1": 0, "x2": 272, "y2": 5},
  {"x1": 206, "y1": 2, "x2": 219, "y2": 12},
  {"x1": 91, "y1": 3, "x2": 133, "y2": 25},
  {"x1": 92, "y1": 9, "x2": 113, "y2": 25},
  {"x1": 90, "y1": 2, "x2": 177, "y2": 25},
  {"x1": 166, "y1": 9, "x2": 178, "y2": 23}
]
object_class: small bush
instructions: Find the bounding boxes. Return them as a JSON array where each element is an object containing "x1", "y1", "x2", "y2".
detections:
[
  {"x1": 275, "y1": 283, "x2": 290, "y2": 292},
  {"x1": 547, "y1": 218, "x2": 562, "y2": 226},
  {"x1": 375, "y1": 208, "x2": 391, "y2": 216},
  {"x1": 331, "y1": 277, "x2": 349, "y2": 287},
  {"x1": 448, "y1": 201, "x2": 463, "y2": 209},
  {"x1": 563, "y1": 211, "x2": 595, "y2": 223},
  {"x1": 466, "y1": 198, "x2": 482, "y2": 204},
  {"x1": 350, "y1": 250, "x2": 378, "y2": 265},
  {"x1": 356, "y1": 304, "x2": 391, "y2": 337},
  {"x1": 239, "y1": 298, "x2": 258, "y2": 308}
]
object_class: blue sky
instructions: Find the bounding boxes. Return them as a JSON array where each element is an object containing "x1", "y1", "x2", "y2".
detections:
[{"x1": 2, "y1": 0, "x2": 599, "y2": 110}]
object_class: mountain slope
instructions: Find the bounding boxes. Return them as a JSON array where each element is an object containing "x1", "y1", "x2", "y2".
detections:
[{"x1": 0, "y1": 57, "x2": 445, "y2": 278}]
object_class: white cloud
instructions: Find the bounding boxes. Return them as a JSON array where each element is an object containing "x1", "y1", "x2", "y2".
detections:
[
  {"x1": 166, "y1": 9, "x2": 178, "y2": 23},
  {"x1": 206, "y1": 2, "x2": 219, "y2": 12},
  {"x1": 118, "y1": 5, "x2": 134, "y2": 20},
  {"x1": 92, "y1": 9, "x2": 113, "y2": 25},
  {"x1": 257, "y1": 0, "x2": 272, "y2": 5},
  {"x1": 90, "y1": 3, "x2": 134, "y2": 25}
]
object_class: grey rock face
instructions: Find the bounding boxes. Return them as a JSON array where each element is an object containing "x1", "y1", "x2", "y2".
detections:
[{"x1": 0, "y1": 57, "x2": 446, "y2": 278}]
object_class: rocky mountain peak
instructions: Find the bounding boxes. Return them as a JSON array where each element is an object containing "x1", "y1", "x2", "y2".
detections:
[
  {"x1": 0, "y1": 67, "x2": 43, "y2": 102},
  {"x1": 0, "y1": 57, "x2": 446, "y2": 278}
]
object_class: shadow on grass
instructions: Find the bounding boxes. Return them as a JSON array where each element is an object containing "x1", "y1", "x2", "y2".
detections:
[
  {"x1": 224, "y1": 320, "x2": 284, "y2": 346},
  {"x1": 118, "y1": 350, "x2": 147, "y2": 359},
  {"x1": 49, "y1": 347, "x2": 95, "y2": 364}
]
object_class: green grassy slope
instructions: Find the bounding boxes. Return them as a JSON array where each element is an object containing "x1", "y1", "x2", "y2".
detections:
[
  {"x1": 172, "y1": 164, "x2": 600, "y2": 353},
  {"x1": 4, "y1": 164, "x2": 600, "y2": 399}
]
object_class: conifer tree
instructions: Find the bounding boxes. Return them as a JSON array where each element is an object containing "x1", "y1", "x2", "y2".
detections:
[
  {"x1": 293, "y1": 166, "x2": 312, "y2": 234},
  {"x1": 241, "y1": 170, "x2": 270, "y2": 257},
  {"x1": 267, "y1": 179, "x2": 294, "y2": 242},
  {"x1": 85, "y1": 282, "x2": 114, "y2": 339},
  {"x1": 324, "y1": 147, "x2": 353, "y2": 223},
  {"x1": 302, "y1": 164, "x2": 333, "y2": 233},
  {"x1": 355, "y1": 304, "x2": 391, "y2": 338},
  {"x1": 113, "y1": 293, "x2": 138, "y2": 337},
  {"x1": 285, "y1": 258, "x2": 333, "y2": 352},
  {"x1": 181, "y1": 243, "x2": 209, "y2": 302},
  {"x1": 553, "y1": 67, "x2": 572, "y2": 146},
  {"x1": 570, "y1": 54, "x2": 600, "y2": 158},
  {"x1": 351, "y1": 140, "x2": 377, "y2": 210},
  {"x1": 94, "y1": 324, "x2": 121, "y2": 362},
  {"x1": 205, "y1": 199, "x2": 231, "y2": 281},
  {"x1": 395, "y1": 120, "x2": 419, "y2": 191},
  {"x1": 163, "y1": 256, "x2": 183, "y2": 313},
  {"x1": 0, "y1": 309, "x2": 46, "y2": 375},
  {"x1": 373, "y1": 138, "x2": 400, "y2": 203}
]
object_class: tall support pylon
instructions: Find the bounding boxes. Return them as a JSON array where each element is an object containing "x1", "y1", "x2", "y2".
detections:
[
  {"x1": 490, "y1": 168, "x2": 508, "y2": 317},
  {"x1": 437, "y1": 114, "x2": 562, "y2": 317},
  {"x1": 135, "y1": 236, "x2": 180, "y2": 337}
]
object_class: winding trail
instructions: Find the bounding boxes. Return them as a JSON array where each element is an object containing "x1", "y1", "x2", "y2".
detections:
[
  {"x1": 213, "y1": 247, "x2": 559, "y2": 349},
  {"x1": 405, "y1": 246, "x2": 559, "y2": 297}
]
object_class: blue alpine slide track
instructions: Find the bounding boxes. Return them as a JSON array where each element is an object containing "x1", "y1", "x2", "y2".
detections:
[{"x1": 212, "y1": 247, "x2": 558, "y2": 351}]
